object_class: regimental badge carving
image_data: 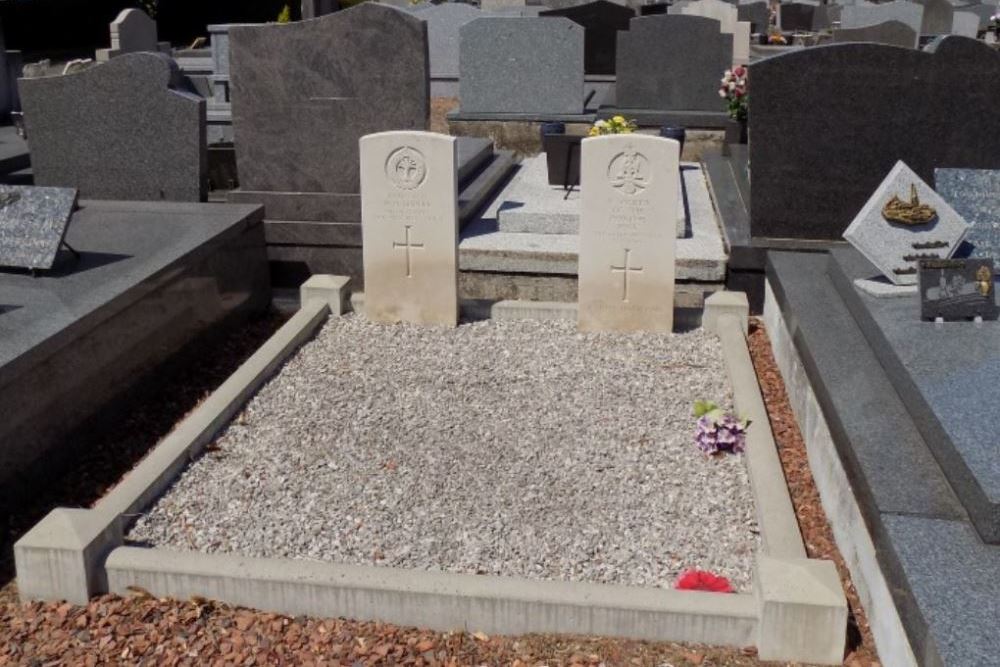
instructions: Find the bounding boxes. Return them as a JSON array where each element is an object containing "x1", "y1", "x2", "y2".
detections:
[
  {"x1": 607, "y1": 147, "x2": 650, "y2": 196},
  {"x1": 882, "y1": 183, "x2": 937, "y2": 226},
  {"x1": 386, "y1": 146, "x2": 426, "y2": 191}
]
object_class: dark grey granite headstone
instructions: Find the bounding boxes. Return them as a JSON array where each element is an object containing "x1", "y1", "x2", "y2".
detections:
[
  {"x1": 616, "y1": 14, "x2": 732, "y2": 111},
  {"x1": 422, "y1": 3, "x2": 482, "y2": 78},
  {"x1": 19, "y1": 53, "x2": 206, "y2": 202},
  {"x1": 833, "y1": 19, "x2": 918, "y2": 47},
  {"x1": 540, "y1": 0, "x2": 636, "y2": 75},
  {"x1": 459, "y1": 17, "x2": 584, "y2": 114},
  {"x1": 0, "y1": 186, "x2": 77, "y2": 271},
  {"x1": 748, "y1": 38, "x2": 1000, "y2": 240},
  {"x1": 919, "y1": 258, "x2": 999, "y2": 320},
  {"x1": 811, "y1": 4, "x2": 841, "y2": 30},
  {"x1": 737, "y1": 1, "x2": 770, "y2": 32},
  {"x1": 918, "y1": 0, "x2": 954, "y2": 33},
  {"x1": 936, "y1": 168, "x2": 1000, "y2": 261},
  {"x1": 229, "y1": 3, "x2": 429, "y2": 193},
  {"x1": 779, "y1": 2, "x2": 816, "y2": 30}
]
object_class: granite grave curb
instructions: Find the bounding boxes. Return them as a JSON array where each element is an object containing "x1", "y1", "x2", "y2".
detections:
[{"x1": 16, "y1": 285, "x2": 846, "y2": 664}]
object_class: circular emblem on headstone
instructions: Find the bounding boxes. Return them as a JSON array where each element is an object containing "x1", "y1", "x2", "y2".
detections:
[
  {"x1": 386, "y1": 146, "x2": 427, "y2": 190},
  {"x1": 607, "y1": 147, "x2": 651, "y2": 196}
]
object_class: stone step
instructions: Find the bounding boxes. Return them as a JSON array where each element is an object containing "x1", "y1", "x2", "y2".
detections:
[
  {"x1": 456, "y1": 136, "x2": 495, "y2": 185},
  {"x1": 458, "y1": 150, "x2": 518, "y2": 223},
  {"x1": 458, "y1": 227, "x2": 726, "y2": 282}
]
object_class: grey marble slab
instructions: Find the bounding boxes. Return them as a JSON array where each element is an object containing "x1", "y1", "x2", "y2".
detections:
[
  {"x1": 0, "y1": 185, "x2": 77, "y2": 271},
  {"x1": 936, "y1": 168, "x2": 1000, "y2": 262}
]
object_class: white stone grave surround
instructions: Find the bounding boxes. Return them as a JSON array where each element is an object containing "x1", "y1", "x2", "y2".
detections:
[
  {"x1": 360, "y1": 131, "x2": 459, "y2": 327},
  {"x1": 578, "y1": 134, "x2": 678, "y2": 333},
  {"x1": 671, "y1": 0, "x2": 752, "y2": 65}
]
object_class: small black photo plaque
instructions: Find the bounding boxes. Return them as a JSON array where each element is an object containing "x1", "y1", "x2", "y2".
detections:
[{"x1": 919, "y1": 258, "x2": 999, "y2": 321}]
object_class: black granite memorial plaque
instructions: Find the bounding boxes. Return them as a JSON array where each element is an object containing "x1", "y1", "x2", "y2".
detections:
[
  {"x1": 540, "y1": 0, "x2": 635, "y2": 75},
  {"x1": 919, "y1": 258, "x2": 999, "y2": 321},
  {"x1": 0, "y1": 185, "x2": 78, "y2": 271}
]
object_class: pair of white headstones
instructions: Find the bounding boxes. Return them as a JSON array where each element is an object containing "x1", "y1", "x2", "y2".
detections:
[{"x1": 360, "y1": 131, "x2": 679, "y2": 332}]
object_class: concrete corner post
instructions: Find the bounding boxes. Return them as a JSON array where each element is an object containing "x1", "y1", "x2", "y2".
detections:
[
  {"x1": 754, "y1": 555, "x2": 848, "y2": 665},
  {"x1": 703, "y1": 291, "x2": 750, "y2": 337},
  {"x1": 14, "y1": 508, "x2": 123, "y2": 604},
  {"x1": 300, "y1": 275, "x2": 351, "y2": 315}
]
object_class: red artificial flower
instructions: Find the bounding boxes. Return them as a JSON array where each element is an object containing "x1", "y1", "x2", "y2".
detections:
[
  {"x1": 675, "y1": 569, "x2": 734, "y2": 593},
  {"x1": 733, "y1": 66, "x2": 746, "y2": 77}
]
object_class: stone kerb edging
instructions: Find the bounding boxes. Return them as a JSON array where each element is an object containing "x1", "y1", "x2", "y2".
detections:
[
  {"x1": 762, "y1": 281, "x2": 918, "y2": 667},
  {"x1": 15, "y1": 283, "x2": 846, "y2": 665}
]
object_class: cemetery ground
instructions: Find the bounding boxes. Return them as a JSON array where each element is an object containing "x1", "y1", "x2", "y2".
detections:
[{"x1": 0, "y1": 316, "x2": 879, "y2": 666}]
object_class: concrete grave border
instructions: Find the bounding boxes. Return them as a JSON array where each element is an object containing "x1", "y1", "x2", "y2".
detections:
[
  {"x1": 16, "y1": 282, "x2": 846, "y2": 665},
  {"x1": 762, "y1": 280, "x2": 919, "y2": 666}
]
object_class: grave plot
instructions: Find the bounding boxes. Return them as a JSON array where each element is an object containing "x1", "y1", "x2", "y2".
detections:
[{"x1": 127, "y1": 315, "x2": 758, "y2": 591}]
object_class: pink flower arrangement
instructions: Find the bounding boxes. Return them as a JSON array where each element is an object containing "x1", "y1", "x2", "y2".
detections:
[
  {"x1": 719, "y1": 66, "x2": 748, "y2": 122},
  {"x1": 675, "y1": 569, "x2": 734, "y2": 593}
]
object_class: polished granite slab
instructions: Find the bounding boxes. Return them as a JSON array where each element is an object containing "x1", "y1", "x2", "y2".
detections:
[
  {"x1": 828, "y1": 247, "x2": 1000, "y2": 543},
  {"x1": 0, "y1": 200, "x2": 269, "y2": 488},
  {"x1": 768, "y1": 249, "x2": 999, "y2": 666}
]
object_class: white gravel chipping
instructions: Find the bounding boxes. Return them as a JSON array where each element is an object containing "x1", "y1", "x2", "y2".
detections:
[{"x1": 128, "y1": 315, "x2": 760, "y2": 591}]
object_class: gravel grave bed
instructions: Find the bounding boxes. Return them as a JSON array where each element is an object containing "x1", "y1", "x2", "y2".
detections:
[{"x1": 128, "y1": 315, "x2": 759, "y2": 591}]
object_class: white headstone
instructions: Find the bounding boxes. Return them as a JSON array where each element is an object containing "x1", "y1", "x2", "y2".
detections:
[
  {"x1": 96, "y1": 8, "x2": 169, "y2": 62},
  {"x1": 951, "y1": 11, "x2": 980, "y2": 36},
  {"x1": 578, "y1": 134, "x2": 679, "y2": 332},
  {"x1": 843, "y1": 161, "x2": 970, "y2": 286},
  {"x1": 671, "y1": 0, "x2": 751, "y2": 65},
  {"x1": 360, "y1": 131, "x2": 459, "y2": 326}
]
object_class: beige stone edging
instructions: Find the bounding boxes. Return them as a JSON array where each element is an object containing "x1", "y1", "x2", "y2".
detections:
[{"x1": 15, "y1": 285, "x2": 846, "y2": 664}]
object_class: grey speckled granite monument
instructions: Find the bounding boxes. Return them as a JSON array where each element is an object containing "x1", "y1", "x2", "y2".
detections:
[
  {"x1": 748, "y1": 38, "x2": 1000, "y2": 241},
  {"x1": 918, "y1": 0, "x2": 954, "y2": 34},
  {"x1": 229, "y1": 3, "x2": 429, "y2": 195},
  {"x1": 459, "y1": 17, "x2": 584, "y2": 115},
  {"x1": 19, "y1": 52, "x2": 206, "y2": 201},
  {"x1": 0, "y1": 186, "x2": 77, "y2": 271},
  {"x1": 841, "y1": 1, "x2": 923, "y2": 34},
  {"x1": 936, "y1": 168, "x2": 1000, "y2": 262},
  {"x1": 423, "y1": 3, "x2": 481, "y2": 79},
  {"x1": 833, "y1": 19, "x2": 918, "y2": 47},
  {"x1": 615, "y1": 15, "x2": 732, "y2": 112}
]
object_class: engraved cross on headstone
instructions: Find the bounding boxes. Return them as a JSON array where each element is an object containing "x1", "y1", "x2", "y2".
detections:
[
  {"x1": 610, "y1": 248, "x2": 644, "y2": 302},
  {"x1": 392, "y1": 224, "x2": 424, "y2": 278}
]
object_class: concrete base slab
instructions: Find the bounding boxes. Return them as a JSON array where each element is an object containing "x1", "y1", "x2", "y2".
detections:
[
  {"x1": 495, "y1": 155, "x2": 686, "y2": 238},
  {"x1": 460, "y1": 162, "x2": 727, "y2": 282}
]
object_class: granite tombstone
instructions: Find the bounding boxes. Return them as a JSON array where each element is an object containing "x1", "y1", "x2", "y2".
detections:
[
  {"x1": 737, "y1": 1, "x2": 771, "y2": 32},
  {"x1": 841, "y1": 0, "x2": 923, "y2": 34},
  {"x1": 833, "y1": 20, "x2": 919, "y2": 47},
  {"x1": 360, "y1": 131, "x2": 458, "y2": 326},
  {"x1": 578, "y1": 134, "x2": 678, "y2": 332},
  {"x1": 748, "y1": 38, "x2": 1000, "y2": 241},
  {"x1": 670, "y1": 0, "x2": 750, "y2": 64},
  {"x1": 459, "y1": 17, "x2": 584, "y2": 115},
  {"x1": 919, "y1": 0, "x2": 954, "y2": 33},
  {"x1": 540, "y1": 0, "x2": 636, "y2": 75},
  {"x1": 95, "y1": 8, "x2": 170, "y2": 62},
  {"x1": 615, "y1": 15, "x2": 732, "y2": 112},
  {"x1": 919, "y1": 258, "x2": 999, "y2": 321},
  {"x1": 843, "y1": 161, "x2": 970, "y2": 286},
  {"x1": 0, "y1": 186, "x2": 77, "y2": 271},
  {"x1": 935, "y1": 168, "x2": 1000, "y2": 261},
  {"x1": 779, "y1": 2, "x2": 817, "y2": 30},
  {"x1": 229, "y1": 4, "x2": 428, "y2": 195},
  {"x1": 951, "y1": 11, "x2": 980, "y2": 37},
  {"x1": 422, "y1": 3, "x2": 481, "y2": 80},
  {"x1": 19, "y1": 53, "x2": 206, "y2": 201}
]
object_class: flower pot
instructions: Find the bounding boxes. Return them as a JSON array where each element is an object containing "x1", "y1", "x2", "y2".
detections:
[
  {"x1": 659, "y1": 126, "x2": 686, "y2": 157},
  {"x1": 725, "y1": 118, "x2": 748, "y2": 145},
  {"x1": 543, "y1": 133, "x2": 583, "y2": 188}
]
